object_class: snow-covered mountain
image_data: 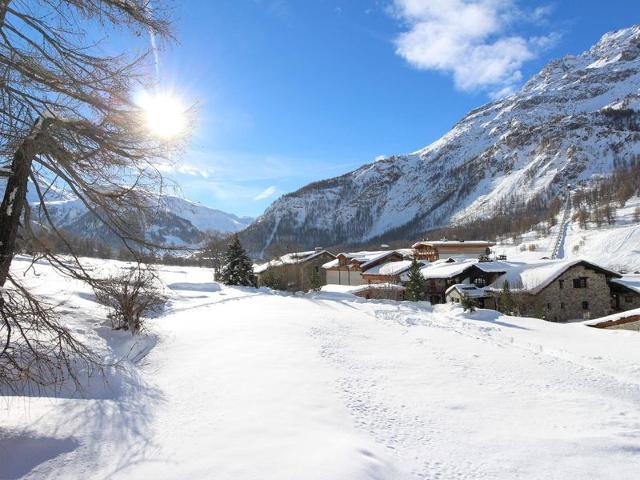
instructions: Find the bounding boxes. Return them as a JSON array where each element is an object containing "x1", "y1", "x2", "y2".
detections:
[
  {"x1": 243, "y1": 25, "x2": 640, "y2": 254},
  {"x1": 20, "y1": 183, "x2": 253, "y2": 247}
]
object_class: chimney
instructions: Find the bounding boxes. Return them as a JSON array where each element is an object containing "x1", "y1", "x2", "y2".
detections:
[{"x1": 315, "y1": 246, "x2": 322, "y2": 252}]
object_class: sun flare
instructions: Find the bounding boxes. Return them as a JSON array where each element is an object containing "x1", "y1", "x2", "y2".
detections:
[{"x1": 138, "y1": 91, "x2": 188, "y2": 139}]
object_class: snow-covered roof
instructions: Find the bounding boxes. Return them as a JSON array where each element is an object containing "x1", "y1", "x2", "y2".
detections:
[
  {"x1": 487, "y1": 259, "x2": 620, "y2": 294},
  {"x1": 405, "y1": 258, "x2": 478, "y2": 281},
  {"x1": 322, "y1": 258, "x2": 339, "y2": 269},
  {"x1": 320, "y1": 283, "x2": 405, "y2": 295},
  {"x1": 254, "y1": 250, "x2": 333, "y2": 274},
  {"x1": 610, "y1": 275, "x2": 640, "y2": 294},
  {"x1": 412, "y1": 240, "x2": 494, "y2": 248},
  {"x1": 362, "y1": 260, "x2": 415, "y2": 277},
  {"x1": 583, "y1": 307, "x2": 640, "y2": 327},
  {"x1": 445, "y1": 284, "x2": 490, "y2": 299},
  {"x1": 324, "y1": 250, "x2": 403, "y2": 270}
]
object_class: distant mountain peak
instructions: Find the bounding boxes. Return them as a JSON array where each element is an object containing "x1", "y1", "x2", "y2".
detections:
[{"x1": 241, "y1": 24, "x2": 640, "y2": 254}]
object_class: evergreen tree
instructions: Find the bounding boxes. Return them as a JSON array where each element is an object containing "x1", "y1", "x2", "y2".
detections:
[
  {"x1": 219, "y1": 235, "x2": 255, "y2": 286},
  {"x1": 498, "y1": 279, "x2": 514, "y2": 314},
  {"x1": 460, "y1": 295, "x2": 477, "y2": 313},
  {"x1": 308, "y1": 268, "x2": 322, "y2": 292},
  {"x1": 405, "y1": 259, "x2": 426, "y2": 301}
]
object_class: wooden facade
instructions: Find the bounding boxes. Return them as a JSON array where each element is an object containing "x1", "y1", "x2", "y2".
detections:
[{"x1": 412, "y1": 241, "x2": 494, "y2": 261}]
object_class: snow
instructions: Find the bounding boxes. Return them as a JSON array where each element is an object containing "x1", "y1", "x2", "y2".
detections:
[
  {"x1": 486, "y1": 259, "x2": 619, "y2": 294},
  {"x1": 320, "y1": 283, "x2": 405, "y2": 296},
  {"x1": 400, "y1": 258, "x2": 477, "y2": 282},
  {"x1": 361, "y1": 260, "x2": 414, "y2": 276},
  {"x1": 445, "y1": 283, "x2": 488, "y2": 298},
  {"x1": 495, "y1": 196, "x2": 640, "y2": 272},
  {"x1": 583, "y1": 307, "x2": 640, "y2": 326},
  {"x1": 2, "y1": 257, "x2": 640, "y2": 479},
  {"x1": 248, "y1": 25, "x2": 640, "y2": 252},
  {"x1": 611, "y1": 275, "x2": 640, "y2": 294},
  {"x1": 254, "y1": 250, "x2": 331, "y2": 274}
]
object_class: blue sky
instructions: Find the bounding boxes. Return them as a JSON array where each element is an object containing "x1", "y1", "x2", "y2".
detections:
[{"x1": 150, "y1": 0, "x2": 638, "y2": 217}]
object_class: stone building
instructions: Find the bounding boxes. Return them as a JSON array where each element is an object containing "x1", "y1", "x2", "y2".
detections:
[
  {"x1": 254, "y1": 249, "x2": 335, "y2": 292},
  {"x1": 609, "y1": 275, "x2": 640, "y2": 312},
  {"x1": 486, "y1": 260, "x2": 621, "y2": 322}
]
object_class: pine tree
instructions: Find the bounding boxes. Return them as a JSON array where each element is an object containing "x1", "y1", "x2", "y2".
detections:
[
  {"x1": 498, "y1": 279, "x2": 514, "y2": 314},
  {"x1": 308, "y1": 268, "x2": 322, "y2": 292},
  {"x1": 460, "y1": 295, "x2": 477, "y2": 313},
  {"x1": 219, "y1": 235, "x2": 255, "y2": 286},
  {"x1": 405, "y1": 259, "x2": 426, "y2": 301}
]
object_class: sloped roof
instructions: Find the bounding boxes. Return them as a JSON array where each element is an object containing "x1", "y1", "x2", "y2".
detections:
[
  {"x1": 362, "y1": 260, "x2": 415, "y2": 277},
  {"x1": 486, "y1": 259, "x2": 621, "y2": 294},
  {"x1": 611, "y1": 275, "x2": 640, "y2": 294},
  {"x1": 413, "y1": 258, "x2": 478, "y2": 280},
  {"x1": 324, "y1": 250, "x2": 404, "y2": 270},
  {"x1": 412, "y1": 240, "x2": 494, "y2": 249},
  {"x1": 320, "y1": 283, "x2": 405, "y2": 295},
  {"x1": 445, "y1": 284, "x2": 490, "y2": 298},
  {"x1": 254, "y1": 250, "x2": 334, "y2": 274}
]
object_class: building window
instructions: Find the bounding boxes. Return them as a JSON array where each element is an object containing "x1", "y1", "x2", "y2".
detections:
[
  {"x1": 625, "y1": 295, "x2": 634, "y2": 303},
  {"x1": 558, "y1": 279, "x2": 564, "y2": 289},
  {"x1": 547, "y1": 303, "x2": 552, "y2": 310},
  {"x1": 314, "y1": 266, "x2": 320, "y2": 273},
  {"x1": 582, "y1": 301, "x2": 589, "y2": 310},
  {"x1": 573, "y1": 277, "x2": 588, "y2": 289},
  {"x1": 560, "y1": 302, "x2": 565, "y2": 309},
  {"x1": 474, "y1": 277, "x2": 486, "y2": 287}
]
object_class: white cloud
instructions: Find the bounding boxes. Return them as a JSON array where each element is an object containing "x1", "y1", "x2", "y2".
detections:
[
  {"x1": 391, "y1": 0, "x2": 558, "y2": 96},
  {"x1": 254, "y1": 185, "x2": 278, "y2": 201}
]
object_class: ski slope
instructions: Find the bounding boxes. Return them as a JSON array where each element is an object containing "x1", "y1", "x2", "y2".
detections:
[
  {"x1": 495, "y1": 196, "x2": 640, "y2": 272},
  {"x1": 2, "y1": 258, "x2": 640, "y2": 479}
]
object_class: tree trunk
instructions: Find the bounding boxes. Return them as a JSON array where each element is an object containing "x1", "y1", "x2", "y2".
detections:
[{"x1": 0, "y1": 120, "x2": 46, "y2": 286}]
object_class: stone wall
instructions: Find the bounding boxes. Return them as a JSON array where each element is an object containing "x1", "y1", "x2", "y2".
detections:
[{"x1": 510, "y1": 265, "x2": 614, "y2": 322}]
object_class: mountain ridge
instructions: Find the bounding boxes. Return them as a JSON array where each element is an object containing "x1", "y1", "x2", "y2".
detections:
[{"x1": 241, "y1": 24, "x2": 640, "y2": 256}]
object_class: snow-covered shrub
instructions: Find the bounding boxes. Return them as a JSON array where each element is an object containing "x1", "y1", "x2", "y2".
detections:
[{"x1": 94, "y1": 265, "x2": 166, "y2": 334}]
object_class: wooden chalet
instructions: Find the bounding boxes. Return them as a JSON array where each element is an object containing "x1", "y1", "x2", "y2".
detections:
[{"x1": 412, "y1": 240, "x2": 495, "y2": 262}]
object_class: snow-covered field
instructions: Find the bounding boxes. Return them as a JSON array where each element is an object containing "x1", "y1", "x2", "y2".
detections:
[{"x1": 2, "y1": 257, "x2": 640, "y2": 479}]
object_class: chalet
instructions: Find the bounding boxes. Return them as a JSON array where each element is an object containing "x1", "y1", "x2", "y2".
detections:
[
  {"x1": 361, "y1": 259, "x2": 416, "y2": 285},
  {"x1": 486, "y1": 259, "x2": 621, "y2": 322},
  {"x1": 321, "y1": 283, "x2": 406, "y2": 301},
  {"x1": 609, "y1": 275, "x2": 640, "y2": 312},
  {"x1": 323, "y1": 250, "x2": 406, "y2": 286},
  {"x1": 412, "y1": 240, "x2": 494, "y2": 262},
  {"x1": 254, "y1": 249, "x2": 335, "y2": 292},
  {"x1": 399, "y1": 258, "x2": 479, "y2": 304},
  {"x1": 445, "y1": 284, "x2": 496, "y2": 309}
]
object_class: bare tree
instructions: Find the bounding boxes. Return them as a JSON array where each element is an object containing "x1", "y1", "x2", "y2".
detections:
[
  {"x1": 0, "y1": 0, "x2": 182, "y2": 391},
  {"x1": 199, "y1": 232, "x2": 230, "y2": 280},
  {"x1": 94, "y1": 264, "x2": 166, "y2": 334}
]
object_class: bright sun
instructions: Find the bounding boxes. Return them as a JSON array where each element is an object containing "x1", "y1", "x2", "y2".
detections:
[{"x1": 138, "y1": 91, "x2": 188, "y2": 139}]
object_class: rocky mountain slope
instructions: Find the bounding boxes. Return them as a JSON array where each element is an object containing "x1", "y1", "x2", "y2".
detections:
[
  {"x1": 44, "y1": 195, "x2": 252, "y2": 247},
  {"x1": 243, "y1": 25, "x2": 640, "y2": 255},
  {"x1": 13, "y1": 181, "x2": 253, "y2": 247}
]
